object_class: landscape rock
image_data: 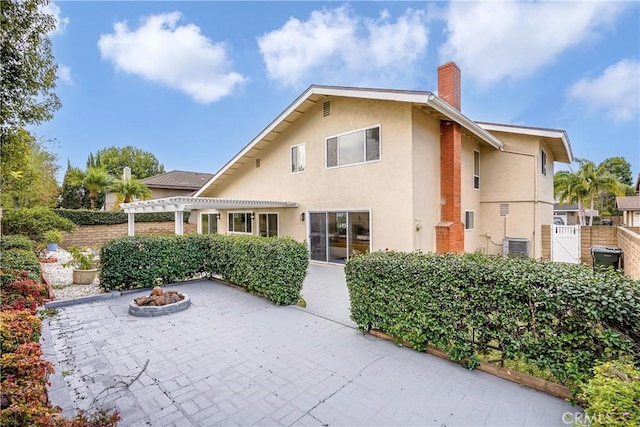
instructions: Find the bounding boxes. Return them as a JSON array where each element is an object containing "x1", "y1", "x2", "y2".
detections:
[{"x1": 134, "y1": 288, "x2": 185, "y2": 306}]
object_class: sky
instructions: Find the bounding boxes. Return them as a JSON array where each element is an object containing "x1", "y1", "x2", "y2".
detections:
[{"x1": 35, "y1": 1, "x2": 640, "y2": 183}]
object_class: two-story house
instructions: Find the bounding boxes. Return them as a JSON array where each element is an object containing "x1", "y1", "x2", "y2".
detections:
[{"x1": 122, "y1": 62, "x2": 573, "y2": 263}]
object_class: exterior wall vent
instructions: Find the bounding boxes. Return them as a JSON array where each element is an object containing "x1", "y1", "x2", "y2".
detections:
[
  {"x1": 503, "y1": 238, "x2": 529, "y2": 257},
  {"x1": 500, "y1": 203, "x2": 509, "y2": 216},
  {"x1": 323, "y1": 101, "x2": 330, "y2": 116}
]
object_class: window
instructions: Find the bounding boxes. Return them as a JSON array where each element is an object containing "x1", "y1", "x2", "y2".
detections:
[
  {"x1": 201, "y1": 213, "x2": 218, "y2": 235},
  {"x1": 473, "y1": 150, "x2": 480, "y2": 189},
  {"x1": 291, "y1": 144, "x2": 305, "y2": 173},
  {"x1": 228, "y1": 212, "x2": 252, "y2": 234},
  {"x1": 465, "y1": 211, "x2": 475, "y2": 230},
  {"x1": 258, "y1": 213, "x2": 278, "y2": 237},
  {"x1": 326, "y1": 126, "x2": 380, "y2": 168},
  {"x1": 541, "y1": 150, "x2": 547, "y2": 175},
  {"x1": 500, "y1": 204, "x2": 510, "y2": 216}
]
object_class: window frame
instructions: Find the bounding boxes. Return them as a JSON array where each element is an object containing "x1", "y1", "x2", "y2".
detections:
[
  {"x1": 473, "y1": 150, "x2": 480, "y2": 190},
  {"x1": 541, "y1": 150, "x2": 547, "y2": 176},
  {"x1": 227, "y1": 212, "x2": 253, "y2": 234},
  {"x1": 290, "y1": 143, "x2": 306, "y2": 174},
  {"x1": 258, "y1": 213, "x2": 279, "y2": 237},
  {"x1": 464, "y1": 210, "x2": 475, "y2": 231},
  {"x1": 200, "y1": 213, "x2": 218, "y2": 235},
  {"x1": 325, "y1": 125, "x2": 381, "y2": 169}
]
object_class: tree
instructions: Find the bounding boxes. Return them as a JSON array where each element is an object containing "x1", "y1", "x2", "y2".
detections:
[
  {"x1": 0, "y1": 0, "x2": 61, "y2": 133},
  {"x1": 59, "y1": 160, "x2": 88, "y2": 209},
  {"x1": 110, "y1": 176, "x2": 152, "y2": 209},
  {"x1": 0, "y1": 128, "x2": 59, "y2": 208},
  {"x1": 93, "y1": 146, "x2": 164, "y2": 179},
  {"x1": 554, "y1": 169, "x2": 588, "y2": 225},
  {"x1": 83, "y1": 167, "x2": 113, "y2": 209},
  {"x1": 598, "y1": 157, "x2": 633, "y2": 186}
]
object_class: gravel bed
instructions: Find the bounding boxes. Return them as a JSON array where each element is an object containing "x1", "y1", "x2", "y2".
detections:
[{"x1": 41, "y1": 248, "x2": 107, "y2": 301}]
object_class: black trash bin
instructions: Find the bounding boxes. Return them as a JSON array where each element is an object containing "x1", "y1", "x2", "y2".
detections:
[{"x1": 591, "y1": 246, "x2": 623, "y2": 270}]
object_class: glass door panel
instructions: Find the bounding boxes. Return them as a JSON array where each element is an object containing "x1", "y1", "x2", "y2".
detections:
[
  {"x1": 309, "y1": 213, "x2": 327, "y2": 262},
  {"x1": 348, "y1": 212, "x2": 370, "y2": 256},
  {"x1": 328, "y1": 212, "x2": 347, "y2": 263}
]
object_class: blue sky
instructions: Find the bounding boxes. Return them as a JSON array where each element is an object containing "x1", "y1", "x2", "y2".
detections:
[{"x1": 37, "y1": 1, "x2": 640, "y2": 182}]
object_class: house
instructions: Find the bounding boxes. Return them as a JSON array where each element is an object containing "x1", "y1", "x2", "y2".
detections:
[
  {"x1": 553, "y1": 202, "x2": 599, "y2": 225},
  {"x1": 122, "y1": 62, "x2": 573, "y2": 262},
  {"x1": 105, "y1": 170, "x2": 213, "y2": 210},
  {"x1": 617, "y1": 197, "x2": 640, "y2": 226}
]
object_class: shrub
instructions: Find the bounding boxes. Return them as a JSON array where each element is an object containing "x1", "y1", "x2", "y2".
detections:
[
  {"x1": 345, "y1": 251, "x2": 639, "y2": 385},
  {"x1": 100, "y1": 234, "x2": 309, "y2": 305},
  {"x1": 54, "y1": 208, "x2": 190, "y2": 225},
  {"x1": 1, "y1": 207, "x2": 76, "y2": 241},
  {"x1": 0, "y1": 277, "x2": 49, "y2": 313},
  {"x1": 579, "y1": 361, "x2": 640, "y2": 426},
  {"x1": 0, "y1": 235, "x2": 34, "y2": 251},
  {"x1": 0, "y1": 310, "x2": 41, "y2": 353},
  {"x1": 43, "y1": 229, "x2": 63, "y2": 244},
  {"x1": 0, "y1": 249, "x2": 42, "y2": 282}
]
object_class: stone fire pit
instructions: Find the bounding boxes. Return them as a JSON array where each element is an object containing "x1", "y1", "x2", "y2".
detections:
[{"x1": 128, "y1": 286, "x2": 191, "y2": 317}]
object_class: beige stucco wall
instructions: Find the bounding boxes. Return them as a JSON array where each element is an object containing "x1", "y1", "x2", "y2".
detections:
[
  {"x1": 411, "y1": 107, "x2": 441, "y2": 252},
  {"x1": 199, "y1": 97, "x2": 423, "y2": 253},
  {"x1": 477, "y1": 131, "x2": 556, "y2": 259}
]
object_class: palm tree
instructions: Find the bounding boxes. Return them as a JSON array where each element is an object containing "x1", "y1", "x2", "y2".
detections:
[
  {"x1": 110, "y1": 177, "x2": 152, "y2": 209},
  {"x1": 576, "y1": 159, "x2": 625, "y2": 225},
  {"x1": 83, "y1": 167, "x2": 113, "y2": 209},
  {"x1": 554, "y1": 169, "x2": 588, "y2": 225}
]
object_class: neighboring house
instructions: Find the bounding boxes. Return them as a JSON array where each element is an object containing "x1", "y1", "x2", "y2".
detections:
[
  {"x1": 616, "y1": 197, "x2": 640, "y2": 226},
  {"x1": 553, "y1": 203, "x2": 599, "y2": 226},
  {"x1": 122, "y1": 62, "x2": 573, "y2": 263},
  {"x1": 105, "y1": 170, "x2": 213, "y2": 211}
]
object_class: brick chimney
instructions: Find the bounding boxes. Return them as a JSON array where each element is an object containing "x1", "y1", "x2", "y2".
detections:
[{"x1": 435, "y1": 62, "x2": 464, "y2": 253}]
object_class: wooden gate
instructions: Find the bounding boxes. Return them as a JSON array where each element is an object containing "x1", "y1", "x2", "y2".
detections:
[{"x1": 552, "y1": 225, "x2": 581, "y2": 264}]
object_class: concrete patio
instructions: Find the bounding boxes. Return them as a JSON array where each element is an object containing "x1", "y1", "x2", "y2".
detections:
[{"x1": 41, "y1": 264, "x2": 579, "y2": 426}]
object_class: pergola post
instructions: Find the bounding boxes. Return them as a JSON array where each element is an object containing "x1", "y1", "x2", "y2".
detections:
[
  {"x1": 127, "y1": 213, "x2": 135, "y2": 236},
  {"x1": 175, "y1": 211, "x2": 184, "y2": 235}
]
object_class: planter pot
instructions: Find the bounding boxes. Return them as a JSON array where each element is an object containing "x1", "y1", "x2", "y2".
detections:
[
  {"x1": 73, "y1": 268, "x2": 98, "y2": 285},
  {"x1": 46, "y1": 243, "x2": 59, "y2": 251}
]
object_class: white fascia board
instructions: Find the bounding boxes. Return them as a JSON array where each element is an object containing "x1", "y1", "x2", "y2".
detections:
[
  {"x1": 426, "y1": 95, "x2": 504, "y2": 150},
  {"x1": 478, "y1": 122, "x2": 573, "y2": 163}
]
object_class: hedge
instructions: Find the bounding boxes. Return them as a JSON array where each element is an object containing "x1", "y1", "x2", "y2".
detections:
[
  {"x1": 100, "y1": 234, "x2": 309, "y2": 305},
  {"x1": 345, "y1": 251, "x2": 639, "y2": 386},
  {"x1": 54, "y1": 208, "x2": 190, "y2": 225},
  {"x1": 1, "y1": 207, "x2": 77, "y2": 241},
  {"x1": 0, "y1": 249, "x2": 42, "y2": 283},
  {"x1": 0, "y1": 235, "x2": 34, "y2": 252}
]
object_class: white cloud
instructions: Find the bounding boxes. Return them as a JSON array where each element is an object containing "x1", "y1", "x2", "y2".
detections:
[
  {"x1": 98, "y1": 12, "x2": 246, "y2": 104},
  {"x1": 41, "y1": 1, "x2": 69, "y2": 35},
  {"x1": 440, "y1": 1, "x2": 624, "y2": 85},
  {"x1": 568, "y1": 59, "x2": 640, "y2": 122},
  {"x1": 57, "y1": 64, "x2": 72, "y2": 84},
  {"x1": 258, "y1": 6, "x2": 428, "y2": 87}
]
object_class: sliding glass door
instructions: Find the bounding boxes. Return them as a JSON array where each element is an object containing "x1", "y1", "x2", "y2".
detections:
[{"x1": 309, "y1": 211, "x2": 370, "y2": 264}]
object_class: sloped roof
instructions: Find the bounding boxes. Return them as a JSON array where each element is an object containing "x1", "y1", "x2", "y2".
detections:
[
  {"x1": 142, "y1": 170, "x2": 214, "y2": 190},
  {"x1": 616, "y1": 196, "x2": 640, "y2": 211},
  {"x1": 195, "y1": 85, "x2": 506, "y2": 196},
  {"x1": 476, "y1": 122, "x2": 573, "y2": 164}
]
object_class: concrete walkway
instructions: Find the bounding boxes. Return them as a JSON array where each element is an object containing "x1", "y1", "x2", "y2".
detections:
[{"x1": 41, "y1": 266, "x2": 579, "y2": 426}]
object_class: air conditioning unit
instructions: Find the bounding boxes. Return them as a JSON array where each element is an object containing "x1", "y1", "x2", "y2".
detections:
[{"x1": 503, "y1": 238, "x2": 530, "y2": 257}]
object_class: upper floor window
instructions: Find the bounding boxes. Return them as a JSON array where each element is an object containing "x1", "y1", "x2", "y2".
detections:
[
  {"x1": 465, "y1": 211, "x2": 475, "y2": 231},
  {"x1": 228, "y1": 212, "x2": 252, "y2": 234},
  {"x1": 473, "y1": 150, "x2": 480, "y2": 190},
  {"x1": 326, "y1": 125, "x2": 380, "y2": 168},
  {"x1": 291, "y1": 144, "x2": 305, "y2": 173},
  {"x1": 541, "y1": 150, "x2": 547, "y2": 176}
]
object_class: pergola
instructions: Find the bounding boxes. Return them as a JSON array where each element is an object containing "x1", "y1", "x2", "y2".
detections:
[{"x1": 120, "y1": 196, "x2": 299, "y2": 236}]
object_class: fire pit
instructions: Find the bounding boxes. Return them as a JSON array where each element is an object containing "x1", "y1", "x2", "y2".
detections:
[{"x1": 128, "y1": 286, "x2": 191, "y2": 317}]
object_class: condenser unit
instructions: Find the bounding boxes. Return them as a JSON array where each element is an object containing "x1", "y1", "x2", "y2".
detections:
[{"x1": 503, "y1": 238, "x2": 530, "y2": 257}]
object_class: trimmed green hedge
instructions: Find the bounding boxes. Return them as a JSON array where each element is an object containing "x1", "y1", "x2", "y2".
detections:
[
  {"x1": 100, "y1": 234, "x2": 309, "y2": 305},
  {"x1": 345, "y1": 251, "x2": 639, "y2": 386},
  {"x1": 1, "y1": 207, "x2": 76, "y2": 241},
  {"x1": 0, "y1": 249, "x2": 42, "y2": 283},
  {"x1": 54, "y1": 209, "x2": 190, "y2": 225},
  {"x1": 0, "y1": 235, "x2": 34, "y2": 252}
]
